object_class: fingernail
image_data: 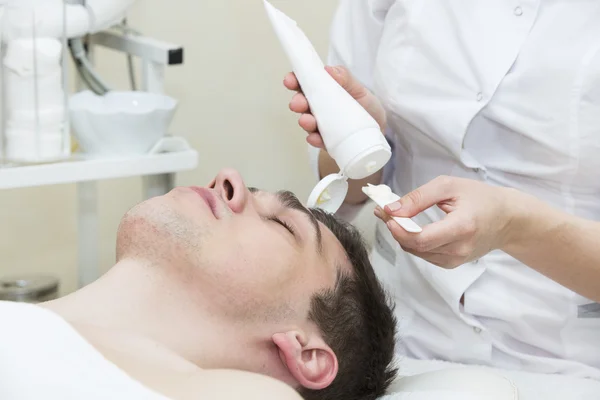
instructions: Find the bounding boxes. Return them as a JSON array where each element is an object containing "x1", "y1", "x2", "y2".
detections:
[
  {"x1": 386, "y1": 220, "x2": 395, "y2": 230},
  {"x1": 330, "y1": 66, "x2": 341, "y2": 75},
  {"x1": 374, "y1": 208, "x2": 382, "y2": 218},
  {"x1": 387, "y1": 202, "x2": 402, "y2": 212}
]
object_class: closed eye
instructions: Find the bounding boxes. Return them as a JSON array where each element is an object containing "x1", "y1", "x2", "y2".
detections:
[{"x1": 268, "y1": 215, "x2": 296, "y2": 236}]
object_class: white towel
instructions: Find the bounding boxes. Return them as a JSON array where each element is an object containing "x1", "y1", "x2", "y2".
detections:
[{"x1": 0, "y1": 301, "x2": 167, "y2": 400}]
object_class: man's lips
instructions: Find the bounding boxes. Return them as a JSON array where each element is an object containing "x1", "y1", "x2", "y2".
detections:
[{"x1": 188, "y1": 186, "x2": 219, "y2": 217}]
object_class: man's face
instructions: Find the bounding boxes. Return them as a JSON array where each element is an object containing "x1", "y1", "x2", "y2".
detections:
[{"x1": 117, "y1": 168, "x2": 348, "y2": 323}]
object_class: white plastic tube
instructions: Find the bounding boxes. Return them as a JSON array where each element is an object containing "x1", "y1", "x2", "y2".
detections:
[{"x1": 264, "y1": 1, "x2": 391, "y2": 180}]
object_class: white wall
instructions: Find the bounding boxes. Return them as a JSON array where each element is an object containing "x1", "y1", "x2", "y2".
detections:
[{"x1": 0, "y1": 0, "x2": 342, "y2": 295}]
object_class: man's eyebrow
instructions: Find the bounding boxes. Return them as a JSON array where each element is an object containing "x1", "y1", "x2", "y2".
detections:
[
  {"x1": 249, "y1": 187, "x2": 323, "y2": 254},
  {"x1": 276, "y1": 190, "x2": 323, "y2": 254}
]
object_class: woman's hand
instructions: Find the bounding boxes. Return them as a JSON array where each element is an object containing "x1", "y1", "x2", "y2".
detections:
[
  {"x1": 283, "y1": 65, "x2": 387, "y2": 149},
  {"x1": 375, "y1": 176, "x2": 518, "y2": 268}
]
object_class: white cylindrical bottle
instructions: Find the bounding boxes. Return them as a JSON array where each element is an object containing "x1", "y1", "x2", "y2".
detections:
[
  {"x1": 264, "y1": 1, "x2": 392, "y2": 212},
  {"x1": 2, "y1": 3, "x2": 69, "y2": 163}
]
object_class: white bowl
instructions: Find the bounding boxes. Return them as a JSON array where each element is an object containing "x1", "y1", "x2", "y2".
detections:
[{"x1": 69, "y1": 90, "x2": 178, "y2": 157}]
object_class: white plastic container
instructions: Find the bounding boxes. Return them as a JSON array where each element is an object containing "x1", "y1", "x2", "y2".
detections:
[
  {"x1": 264, "y1": 0, "x2": 392, "y2": 213},
  {"x1": 1, "y1": 1, "x2": 70, "y2": 164},
  {"x1": 5, "y1": 132, "x2": 63, "y2": 161}
]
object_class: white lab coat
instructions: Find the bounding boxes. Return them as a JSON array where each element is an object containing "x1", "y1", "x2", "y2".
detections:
[{"x1": 312, "y1": 0, "x2": 600, "y2": 379}]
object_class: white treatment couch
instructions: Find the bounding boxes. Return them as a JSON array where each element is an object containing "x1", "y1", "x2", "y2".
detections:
[{"x1": 381, "y1": 357, "x2": 600, "y2": 400}]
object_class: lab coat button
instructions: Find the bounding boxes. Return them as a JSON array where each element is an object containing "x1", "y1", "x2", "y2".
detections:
[
  {"x1": 473, "y1": 326, "x2": 482, "y2": 334},
  {"x1": 514, "y1": 6, "x2": 523, "y2": 16},
  {"x1": 476, "y1": 92, "x2": 483, "y2": 102}
]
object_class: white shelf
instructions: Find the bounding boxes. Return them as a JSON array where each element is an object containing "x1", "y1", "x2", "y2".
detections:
[{"x1": 0, "y1": 137, "x2": 199, "y2": 190}]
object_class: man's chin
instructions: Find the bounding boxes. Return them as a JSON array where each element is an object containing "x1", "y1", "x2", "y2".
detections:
[{"x1": 116, "y1": 201, "x2": 202, "y2": 260}]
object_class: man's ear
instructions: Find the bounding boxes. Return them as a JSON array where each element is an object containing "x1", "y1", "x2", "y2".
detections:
[{"x1": 272, "y1": 331, "x2": 338, "y2": 390}]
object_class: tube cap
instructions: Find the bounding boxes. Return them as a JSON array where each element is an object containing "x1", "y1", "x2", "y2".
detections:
[
  {"x1": 327, "y1": 127, "x2": 391, "y2": 180},
  {"x1": 306, "y1": 173, "x2": 348, "y2": 213}
]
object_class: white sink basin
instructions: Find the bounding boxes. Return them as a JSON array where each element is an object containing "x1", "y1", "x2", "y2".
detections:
[{"x1": 69, "y1": 90, "x2": 178, "y2": 157}]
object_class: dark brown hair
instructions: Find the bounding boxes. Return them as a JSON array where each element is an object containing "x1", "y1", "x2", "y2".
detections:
[{"x1": 302, "y1": 209, "x2": 398, "y2": 400}]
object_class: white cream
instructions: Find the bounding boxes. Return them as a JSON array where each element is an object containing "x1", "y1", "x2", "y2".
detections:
[
  {"x1": 316, "y1": 189, "x2": 332, "y2": 205},
  {"x1": 362, "y1": 184, "x2": 422, "y2": 233},
  {"x1": 264, "y1": 0, "x2": 391, "y2": 181}
]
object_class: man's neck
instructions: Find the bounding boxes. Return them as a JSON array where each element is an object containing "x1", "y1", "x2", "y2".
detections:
[{"x1": 41, "y1": 259, "x2": 285, "y2": 377}]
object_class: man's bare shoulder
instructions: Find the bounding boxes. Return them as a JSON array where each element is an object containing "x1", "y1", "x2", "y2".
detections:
[{"x1": 188, "y1": 369, "x2": 304, "y2": 400}]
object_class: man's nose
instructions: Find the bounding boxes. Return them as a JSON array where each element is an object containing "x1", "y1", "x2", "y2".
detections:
[{"x1": 209, "y1": 168, "x2": 249, "y2": 213}]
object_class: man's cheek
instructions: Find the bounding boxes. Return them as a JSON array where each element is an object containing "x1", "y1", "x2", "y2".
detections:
[{"x1": 236, "y1": 249, "x2": 292, "y2": 287}]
